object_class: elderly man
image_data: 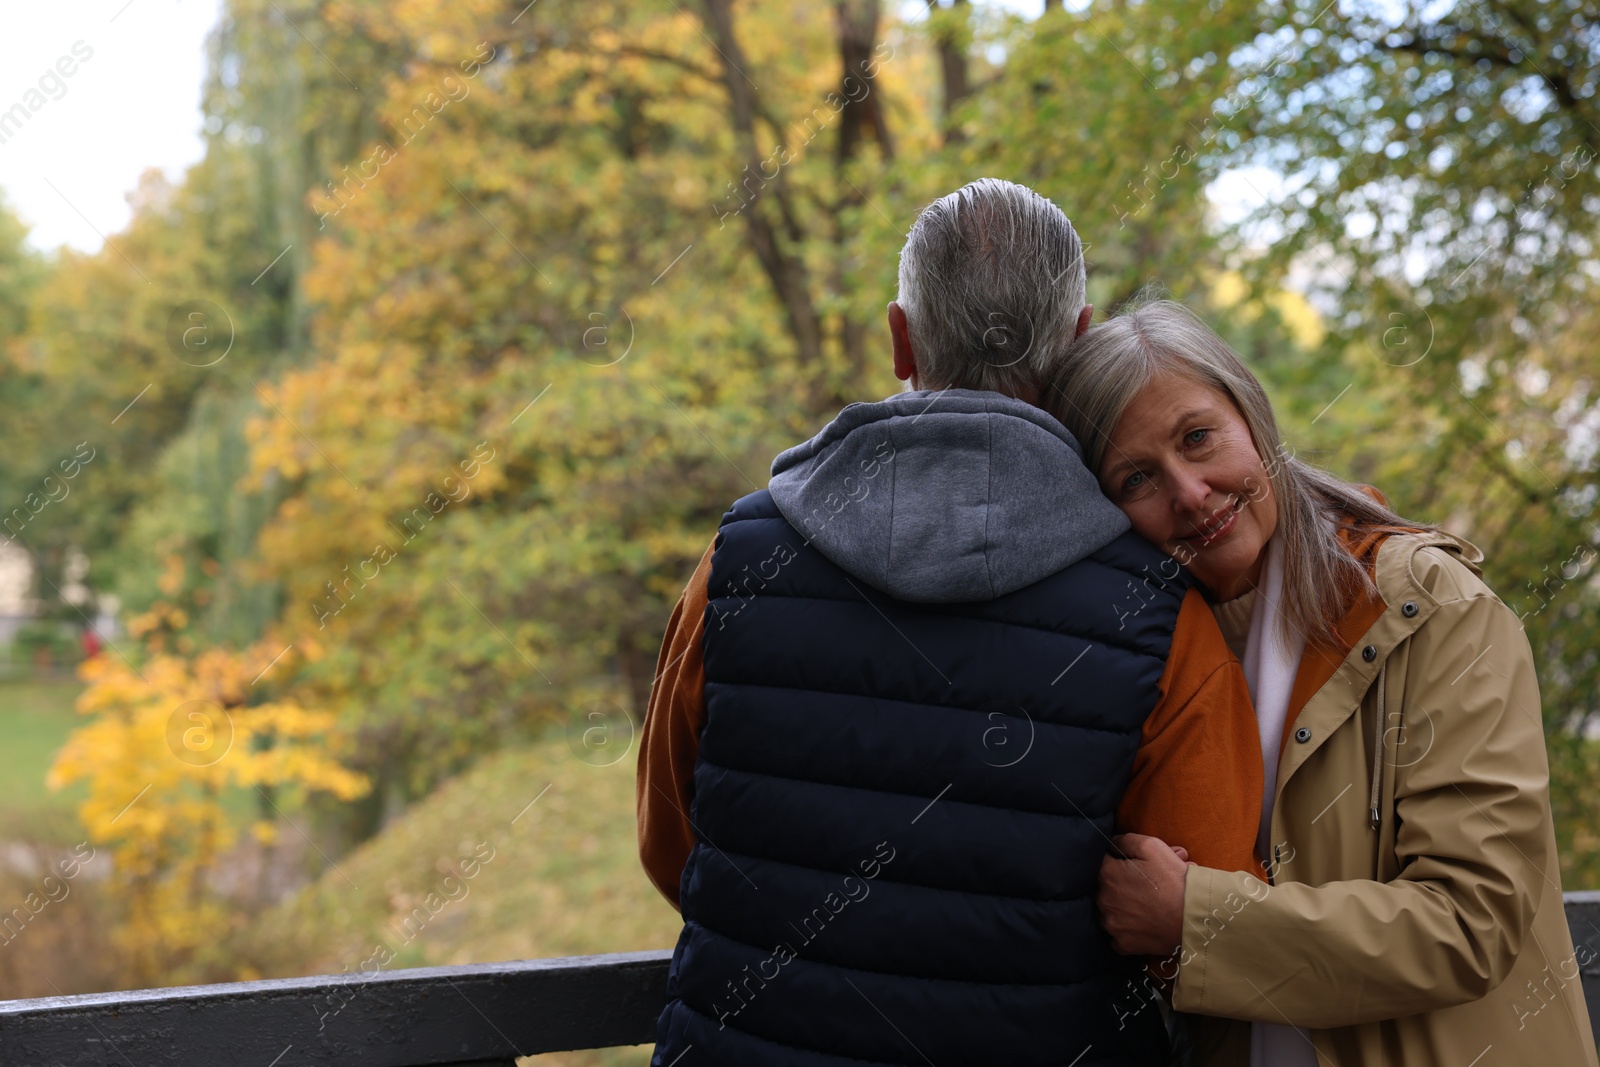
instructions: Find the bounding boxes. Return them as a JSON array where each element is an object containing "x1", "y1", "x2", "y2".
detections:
[{"x1": 638, "y1": 178, "x2": 1260, "y2": 1066}]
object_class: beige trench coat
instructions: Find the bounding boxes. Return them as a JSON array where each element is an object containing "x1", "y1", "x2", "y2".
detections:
[{"x1": 1171, "y1": 529, "x2": 1598, "y2": 1066}]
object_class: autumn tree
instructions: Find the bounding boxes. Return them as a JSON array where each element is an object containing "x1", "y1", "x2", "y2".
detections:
[{"x1": 50, "y1": 640, "x2": 367, "y2": 985}]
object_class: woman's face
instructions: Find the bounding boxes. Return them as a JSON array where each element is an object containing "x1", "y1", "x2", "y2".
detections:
[{"x1": 1097, "y1": 371, "x2": 1279, "y2": 601}]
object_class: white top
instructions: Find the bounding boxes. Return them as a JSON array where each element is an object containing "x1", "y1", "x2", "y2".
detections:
[{"x1": 1229, "y1": 534, "x2": 1318, "y2": 1067}]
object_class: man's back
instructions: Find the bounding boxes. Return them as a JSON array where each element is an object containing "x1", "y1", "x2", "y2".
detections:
[{"x1": 641, "y1": 390, "x2": 1250, "y2": 1066}]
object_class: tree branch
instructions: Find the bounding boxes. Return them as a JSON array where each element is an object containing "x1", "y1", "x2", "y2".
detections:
[
  {"x1": 1378, "y1": 22, "x2": 1585, "y2": 119},
  {"x1": 698, "y1": 0, "x2": 826, "y2": 374}
]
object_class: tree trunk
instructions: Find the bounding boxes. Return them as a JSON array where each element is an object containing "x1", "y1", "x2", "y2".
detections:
[
  {"x1": 617, "y1": 633, "x2": 655, "y2": 728},
  {"x1": 835, "y1": 0, "x2": 894, "y2": 166},
  {"x1": 929, "y1": 0, "x2": 971, "y2": 145},
  {"x1": 832, "y1": 0, "x2": 892, "y2": 394},
  {"x1": 698, "y1": 0, "x2": 827, "y2": 386}
]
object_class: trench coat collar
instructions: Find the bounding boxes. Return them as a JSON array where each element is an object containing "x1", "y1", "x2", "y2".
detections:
[{"x1": 1275, "y1": 526, "x2": 1483, "y2": 787}]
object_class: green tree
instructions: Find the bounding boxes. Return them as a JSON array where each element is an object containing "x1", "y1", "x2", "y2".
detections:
[{"x1": 1168, "y1": 0, "x2": 1600, "y2": 883}]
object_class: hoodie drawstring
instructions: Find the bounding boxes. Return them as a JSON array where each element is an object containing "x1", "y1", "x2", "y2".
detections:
[{"x1": 1369, "y1": 661, "x2": 1389, "y2": 828}]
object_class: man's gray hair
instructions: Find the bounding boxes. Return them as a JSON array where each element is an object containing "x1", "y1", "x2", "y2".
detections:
[{"x1": 896, "y1": 178, "x2": 1087, "y2": 397}]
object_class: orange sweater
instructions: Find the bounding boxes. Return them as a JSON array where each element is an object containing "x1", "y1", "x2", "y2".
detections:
[{"x1": 636, "y1": 540, "x2": 1265, "y2": 910}]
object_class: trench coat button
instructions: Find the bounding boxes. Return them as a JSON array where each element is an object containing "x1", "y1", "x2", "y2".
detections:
[
  {"x1": 1294, "y1": 727, "x2": 1312, "y2": 743},
  {"x1": 1402, "y1": 601, "x2": 1418, "y2": 617},
  {"x1": 1362, "y1": 645, "x2": 1377, "y2": 662}
]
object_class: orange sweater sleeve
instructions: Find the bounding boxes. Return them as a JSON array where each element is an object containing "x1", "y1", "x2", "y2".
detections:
[
  {"x1": 636, "y1": 539, "x2": 715, "y2": 911},
  {"x1": 1117, "y1": 587, "x2": 1265, "y2": 879}
]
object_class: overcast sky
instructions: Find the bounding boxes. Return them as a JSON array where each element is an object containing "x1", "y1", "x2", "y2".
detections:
[
  {"x1": 2, "y1": 0, "x2": 1197, "y2": 256},
  {"x1": 0, "y1": 0, "x2": 223, "y2": 252}
]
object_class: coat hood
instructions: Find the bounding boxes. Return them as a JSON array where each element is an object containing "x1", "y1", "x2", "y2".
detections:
[
  {"x1": 1334, "y1": 484, "x2": 1484, "y2": 582},
  {"x1": 767, "y1": 388, "x2": 1130, "y2": 603}
]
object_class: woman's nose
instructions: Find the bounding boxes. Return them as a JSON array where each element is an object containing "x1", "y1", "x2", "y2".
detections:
[{"x1": 1168, "y1": 468, "x2": 1212, "y2": 514}]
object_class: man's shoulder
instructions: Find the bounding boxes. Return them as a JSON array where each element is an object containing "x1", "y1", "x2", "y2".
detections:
[
  {"x1": 718, "y1": 487, "x2": 781, "y2": 527},
  {"x1": 1084, "y1": 530, "x2": 1192, "y2": 584}
]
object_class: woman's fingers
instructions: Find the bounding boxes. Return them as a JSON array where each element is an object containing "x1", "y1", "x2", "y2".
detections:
[{"x1": 1109, "y1": 831, "x2": 1167, "y2": 859}]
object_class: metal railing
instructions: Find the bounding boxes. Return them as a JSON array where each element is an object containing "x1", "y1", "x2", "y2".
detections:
[{"x1": 4, "y1": 894, "x2": 1599, "y2": 1065}]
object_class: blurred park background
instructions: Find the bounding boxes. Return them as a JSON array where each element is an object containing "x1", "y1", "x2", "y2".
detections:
[{"x1": 0, "y1": 3, "x2": 1597, "y2": 1060}]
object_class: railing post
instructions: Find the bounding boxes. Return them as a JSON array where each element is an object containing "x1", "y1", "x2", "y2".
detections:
[{"x1": 1565, "y1": 890, "x2": 1600, "y2": 1045}]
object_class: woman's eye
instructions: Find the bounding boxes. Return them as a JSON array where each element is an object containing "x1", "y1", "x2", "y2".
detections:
[
  {"x1": 1185, "y1": 428, "x2": 1209, "y2": 446},
  {"x1": 1123, "y1": 471, "x2": 1146, "y2": 491}
]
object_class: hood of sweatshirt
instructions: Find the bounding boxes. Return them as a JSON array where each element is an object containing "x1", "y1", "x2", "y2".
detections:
[{"x1": 767, "y1": 388, "x2": 1131, "y2": 603}]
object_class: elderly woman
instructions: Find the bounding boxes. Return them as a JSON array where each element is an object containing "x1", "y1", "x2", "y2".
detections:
[{"x1": 1044, "y1": 300, "x2": 1597, "y2": 1067}]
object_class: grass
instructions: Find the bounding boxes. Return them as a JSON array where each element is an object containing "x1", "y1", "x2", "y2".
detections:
[
  {"x1": 239, "y1": 732, "x2": 684, "y2": 1067},
  {"x1": 0, "y1": 675, "x2": 260, "y2": 842},
  {"x1": 0, "y1": 678, "x2": 88, "y2": 841}
]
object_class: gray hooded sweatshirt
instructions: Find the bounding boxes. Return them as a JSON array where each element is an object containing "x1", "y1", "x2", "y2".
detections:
[{"x1": 768, "y1": 388, "x2": 1131, "y2": 603}]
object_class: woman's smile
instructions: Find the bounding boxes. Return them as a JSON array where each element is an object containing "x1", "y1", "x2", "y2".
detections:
[{"x1": 1178, "y1": 494, "x2": 1243, "y2": 546}]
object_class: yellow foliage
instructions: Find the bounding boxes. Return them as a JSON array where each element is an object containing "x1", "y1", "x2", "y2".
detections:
[
  {"x1": 49, "y1": 640, "x2": 369, "y2": 985},
  {"x1": 1210, "y1": 269, "x2": 1326, "y2": 350},
  {"x1": 157, "y1": 553, "x2": 187, "y2": 597}
]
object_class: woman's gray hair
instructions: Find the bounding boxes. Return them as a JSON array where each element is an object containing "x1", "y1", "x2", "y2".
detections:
[
  {"x1": 897, "y1": 178, "x2": 1086, "y2": 397},
  {"x1": 1044, "y1": 297, "x2": 1431, "y2": 648}
]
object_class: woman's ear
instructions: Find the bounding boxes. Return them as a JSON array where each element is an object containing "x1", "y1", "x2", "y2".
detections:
[{"x1": 1075, "y1": 304, "x2": 1094, "y2": 339}]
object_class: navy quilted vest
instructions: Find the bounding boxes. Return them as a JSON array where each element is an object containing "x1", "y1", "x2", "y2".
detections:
[{"x1": 652, "y1": 489, "x2": 1189, "y2": 1067}]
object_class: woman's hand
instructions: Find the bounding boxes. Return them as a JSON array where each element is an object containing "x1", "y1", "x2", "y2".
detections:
[{"x1": 1098, "y1": 832, "x2": 1192, "y2": 956}]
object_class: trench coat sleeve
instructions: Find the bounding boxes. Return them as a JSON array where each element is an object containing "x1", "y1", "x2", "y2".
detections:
[
  {"x1": 636, "y1": 540, "x2": 716, "y2": 911},
  {"x1": 1171, "y1": 587, "x2": 1550, "y2": 1027}
]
